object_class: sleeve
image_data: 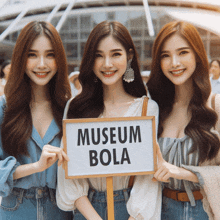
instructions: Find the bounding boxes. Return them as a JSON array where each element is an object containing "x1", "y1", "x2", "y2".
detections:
[
  {"x1": 181, "y1": 164, "x2": 220, "y2": 220},
  {"x1": 56, "y1": 140, "x2": 89, "y2": 211},
  {"x1": 127, "y1": 99, "x2": 162, "y2": 220},
  {"x1": 127, "y1": 175, "x2": 162, "y2": 220},
  {"x1": 212, "y1": 93, "x2": 220, "y2": 135},
  {"x1": 0, "y1": 95, "x2": 20, "y2": 197}
]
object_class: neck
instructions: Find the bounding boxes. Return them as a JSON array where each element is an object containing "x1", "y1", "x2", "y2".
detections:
[
  {"x1": 103, "y1": 80, "x2": 130, "y2": 104},
  {"x1": 31, "y1": 84, "x2": 50, "y2": 104}
]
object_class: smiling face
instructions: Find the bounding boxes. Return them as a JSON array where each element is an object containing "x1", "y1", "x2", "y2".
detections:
[
  {"x1": 160, "y1": 33, "x2": 196, "y2": 87},
  {"x1": 93, "y1": 35, "x2": 128, "y2": 87},
  {"x1": 25, "y1": 35, "x2": 57, "y2": 88}
]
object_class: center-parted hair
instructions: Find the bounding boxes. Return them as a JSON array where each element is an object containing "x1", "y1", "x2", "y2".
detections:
[
  {"x1": 2, "y1": 21, "x2": 71, "y2": 158},
  {"x1": 68, "y1": 20, "x2": 146, "y2": 119},
  {"x1": 147, "y1": 21, "x2": 220, "y2": 162}
]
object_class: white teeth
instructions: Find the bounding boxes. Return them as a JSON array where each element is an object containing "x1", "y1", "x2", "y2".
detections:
[
  {"x1": 171, "y1": 69, "x2": 184, "y2": 75},
  {"x1": 36, "y1": 72, "x2": 47, "y2": 76},
  {"x1": 103, "y1": 72, "x2": 114, "y2": 75}
]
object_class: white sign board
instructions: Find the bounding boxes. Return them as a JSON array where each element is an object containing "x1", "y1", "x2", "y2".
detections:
[{"x1": 63, "y1": 116, "x2": 157, "y2": 179}]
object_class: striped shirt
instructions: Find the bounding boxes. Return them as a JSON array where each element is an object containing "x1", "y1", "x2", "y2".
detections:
[{"x1": 158, "y1": 135, "x2": 201, "y2": 206}]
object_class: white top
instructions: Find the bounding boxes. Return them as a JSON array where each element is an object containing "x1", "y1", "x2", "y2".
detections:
[{"x1": 56, "y1": 96, "x2": 161, "y2": 220}]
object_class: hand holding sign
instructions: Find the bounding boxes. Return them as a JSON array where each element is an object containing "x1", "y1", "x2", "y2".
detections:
[
  {"x1": 153, "y1": 143, "x2": 183, "y2": 183},
  {"x1": 36, "y1": 145, "x2": 69, "y2": 172}
]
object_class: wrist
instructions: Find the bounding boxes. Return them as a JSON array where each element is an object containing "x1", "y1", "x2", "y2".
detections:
[
  {"x1": 33, "y1": 161, "x2": 44, "y2": 173},
  {"x1": 179, "y1": 167, "x2": 199, "y2": 182}
]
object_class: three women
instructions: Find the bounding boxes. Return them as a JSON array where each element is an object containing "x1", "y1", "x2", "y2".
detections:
[{"x1": 1, "y1": 17, "x2": 219, "y2": 220}]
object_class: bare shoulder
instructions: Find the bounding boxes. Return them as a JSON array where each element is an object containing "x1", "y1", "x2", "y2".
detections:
[{"x1": 147, "y1": 98, "x2": 159, "y2": 116}]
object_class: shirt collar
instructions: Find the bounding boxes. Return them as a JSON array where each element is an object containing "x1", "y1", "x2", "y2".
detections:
[{"x1": 31, "y1": 119, "x2": 60, "y2": 149}]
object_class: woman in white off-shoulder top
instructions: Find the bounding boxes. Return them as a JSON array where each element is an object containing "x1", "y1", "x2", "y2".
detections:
[{"x1": 56, "y1": 21, "x2": 161, "y2": 220}]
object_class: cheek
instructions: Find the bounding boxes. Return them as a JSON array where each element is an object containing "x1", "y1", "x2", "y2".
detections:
[
  {"x1": 117, "y1": 57, "x2": 127, "y2": 70},
  {"x1": 93, "y1": 61, "x2": 98, "y2": 73},
  {"x1": 26, "y1": 60, "x2": 33, "y2": 71},
  {"x1": 188, "y1": 55, "x2": 196, "y2": 72},
  {"x1": 50, "y1": 60, "x2": 57, "y2": 71},
  {"x1": 160, "y1": 60, "x2": 168, "y2": 73}
]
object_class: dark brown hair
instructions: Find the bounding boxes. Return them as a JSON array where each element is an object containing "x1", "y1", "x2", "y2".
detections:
[
  {"x1": 68, "y1": 21, "x2": 146, "y2": 119},
  {"x1": 2, "y1": 21, "x2": 71, "y2": 158},
  {"x1": 147, "y1": 21, "x2": 219, "y2": 162}
]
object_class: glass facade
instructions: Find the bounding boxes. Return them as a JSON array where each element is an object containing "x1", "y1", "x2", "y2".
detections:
[{"x1": 3, "y1": 6, "x2": 220, "y2": 71}]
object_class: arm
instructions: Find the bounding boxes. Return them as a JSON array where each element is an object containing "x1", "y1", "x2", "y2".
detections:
[
  {"x1": 56, "y1": 148, "x2": 102, "y2": 219},
  {"x1": 153, "y1": 143, "x2": 199, "y2": 183},
  {"x1": 127, "y1": 175, "x2": 162, "y2": 220},
  {"x1": 75, "y1": 196, "x2": 102, "y2": 220},
  {"x1": 13, "y1": 144, "x2": 69, "y2": 180},
  {"x1": 126, "y1": 100, "x2": 162, "y2": 220}
]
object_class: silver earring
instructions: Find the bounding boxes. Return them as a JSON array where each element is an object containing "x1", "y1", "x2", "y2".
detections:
[{"x1": 123, "y1": 59, "x2": 134, "y2": 83}]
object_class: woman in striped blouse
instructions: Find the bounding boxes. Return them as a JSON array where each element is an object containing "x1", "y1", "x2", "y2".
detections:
[{"x1": 147, "y1": 21, "x2": 220, "y2": 219}]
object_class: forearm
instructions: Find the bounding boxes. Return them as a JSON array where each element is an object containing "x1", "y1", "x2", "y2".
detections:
[
  {"x1": 75, "y1": 196, "x2": 102, "y2": 220},
  {"x1": 179, "y1": 167, "x2": 199, "y2": 183},
  {"x1": 13, "y1": 162, "x2": 40, "y2": 180}
]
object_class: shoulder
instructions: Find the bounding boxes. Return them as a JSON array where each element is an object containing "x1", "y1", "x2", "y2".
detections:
[
  {"x1": 0, "y1": 95, "x2": 6, "y2": 124},
  {"x1": 210, "y1": 93, "x2": 220, "y2": 112},
  {"x1": 0, "y1": 95, "x2": 6, "y2": 111},
  {"x1": 143, "y1": 96, "x2": 159, "y2": 111},
  {"x1": 140, "y1": 96, "x2": 159, "y2": 116},
  {"x1": 148, "y1": 98, "x2": 159, "y2": 109},
  {"x1": 63, "y1": 96, "x2": 75, "y2": 119}
]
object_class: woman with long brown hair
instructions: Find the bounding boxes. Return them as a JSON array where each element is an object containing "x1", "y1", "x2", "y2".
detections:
[
  {"x1": 147, "y1": 21, "x2": 220, "y2": 219},
  {"x1": 0, "y1": 21, "x2": 72, "y2": 219},
  {"x1": 56, "y1": 21, "x2": 161, "y2": 220}
]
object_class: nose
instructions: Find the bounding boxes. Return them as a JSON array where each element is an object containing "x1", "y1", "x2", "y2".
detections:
[
  {"x1": 171, "y1": 55, "x2": 180, "y2": 68},
  {"x1": 38, "y1": 56, "x2": 46, "y2": 69},
  {"x1": 103, "y1": 56, "x2": 113, "y2": 68}
]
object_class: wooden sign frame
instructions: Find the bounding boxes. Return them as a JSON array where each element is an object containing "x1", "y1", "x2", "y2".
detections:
[{"x1": 63, "y1": 116, "x2": 157, "y2": 179}]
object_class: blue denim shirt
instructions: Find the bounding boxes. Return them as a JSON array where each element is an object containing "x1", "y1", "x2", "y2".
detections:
[{"x1": 0, "y1": 96, "x2": 61, "y2": 197}]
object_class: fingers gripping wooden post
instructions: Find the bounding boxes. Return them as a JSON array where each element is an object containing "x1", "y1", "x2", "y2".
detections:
[{"x1": 106, "y1": 176, "x2": 115, "y2": 220}]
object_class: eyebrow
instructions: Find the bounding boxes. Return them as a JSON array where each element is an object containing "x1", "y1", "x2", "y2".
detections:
[
  {"x1": 161, "y1": 47, "x2": 191, "y2": 53},
  {"x1": 96, "y1": 49, "x2": 123, "y2": 53}
]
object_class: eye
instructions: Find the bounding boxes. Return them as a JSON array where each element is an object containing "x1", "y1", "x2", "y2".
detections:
[
  {"x1": 179, "y1": 50, "x2": 189, "y2": 55},
  {"x1": 47, "y1": 52, "x2": 55, "y2": 58},
  {"x1": 160, "y1": 53, "x2": 169, "y2": 59},
  {"x1": 113, "y1": 52, "x2": 121, "y2": 57},
  {"x1": 95, "y1": 53, "x2": 102, "y2": 58},
  {"x1": 28, "y1": 52, "x2": 36, "y2": 58}
]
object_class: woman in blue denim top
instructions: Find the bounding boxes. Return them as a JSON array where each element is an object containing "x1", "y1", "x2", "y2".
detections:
[{"x1": 0, "y1": 21, "x2": 72, "y2": 220}]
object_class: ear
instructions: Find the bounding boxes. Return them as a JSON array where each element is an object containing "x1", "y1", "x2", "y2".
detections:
[{"x1": 128, "y1": 48, "x2": 134, "y2": 61}]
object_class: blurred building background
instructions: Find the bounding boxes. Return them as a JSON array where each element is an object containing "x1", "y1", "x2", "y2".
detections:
[{"x1": 0, "y1": 0, "x2": 220, "y2": 72}]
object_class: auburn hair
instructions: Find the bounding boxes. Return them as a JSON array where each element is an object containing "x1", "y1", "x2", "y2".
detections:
[
  {"x1": 2, "y1": 21, "x2": 71, "y2": 158},
  {"x1": 68, "y1": 21, "x2": 146, "y2": 119},
  {"x1": 147, "y1": 21, "x2": 220, "y2": 162}
]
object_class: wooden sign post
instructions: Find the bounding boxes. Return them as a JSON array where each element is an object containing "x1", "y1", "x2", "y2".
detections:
[
  {"x1": 63, "y1": 116, "x2": 157, "y2": 220},
  {"x1": 106, "y1": 176, "x2": 114, "y2": 220}
]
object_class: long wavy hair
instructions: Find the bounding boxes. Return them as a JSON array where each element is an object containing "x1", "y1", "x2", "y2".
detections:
[
  {"x1": 147, "y1": 21, "x2": 219, "y2": 162},
  {"x1": 68, "y1": 21, "x2": 146, "y2": 119},
  {"x1": 2, "y1": 21, "x2": 71, "y2": 158}
]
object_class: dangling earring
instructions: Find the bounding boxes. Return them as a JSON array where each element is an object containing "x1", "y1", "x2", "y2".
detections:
[{"x1": 123, "y1": 59, "x2": 134, "y2": 83}]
